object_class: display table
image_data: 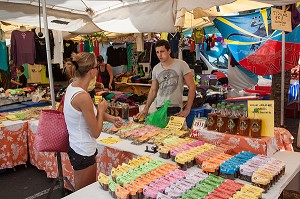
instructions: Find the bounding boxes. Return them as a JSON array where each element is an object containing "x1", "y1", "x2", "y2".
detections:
[
  {"x1": 0, "y1": 120, "x2": 28, "y2": 170},
  {"x1": 191, "y1": 127, "x2": 293, "y2": 156},
  {"x1": 115, "y1": 82, "x2": 151, "y2": 95},
  {"x1": 63, "y1": 151, "x2": 300, "y2": 199}
]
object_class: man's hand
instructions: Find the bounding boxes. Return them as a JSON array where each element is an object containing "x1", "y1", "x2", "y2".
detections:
[
  {"x1": 113, "y1": 117, "x2": 123, "y2": 128},
  {"x1": 135, "y1": 109, "x2": 148, "y2": 120},
  {"x1": 174, "y1": 109, "x2": 190, "y2": 117}
]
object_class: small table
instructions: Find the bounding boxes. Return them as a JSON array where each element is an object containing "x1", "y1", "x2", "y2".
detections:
[{"x1": 0, "y1": 120, "x2": 28, "y2": 170}]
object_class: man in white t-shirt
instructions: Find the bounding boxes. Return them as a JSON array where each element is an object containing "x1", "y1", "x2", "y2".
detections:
[{"x1": 137, "y1": 40, "x2": 196, "y2": 117}]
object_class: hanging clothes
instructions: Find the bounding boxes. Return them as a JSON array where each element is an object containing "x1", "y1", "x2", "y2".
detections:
[
  {"x1": 0, "y1": 28, "x2": 8, "y2": 71},
  {"x1": 0, "y1": 40, "x2": 8, "y2": 71},
  {"x1": 100, "y1": 43, "x2": 108, "y2": 63},
  {"x1": 94, "y1": 40, "x2": 99, "y2": 56},
  {"x1": 63, "y1": 40, "x2": 77, "y2": 59},
  {"x1": 167, "y1": 32, "x2": 181, "y2": 58},
  {"x1": 191, "y1": 27, "x2": 204, "y2": 44},
  {"x1": 126, "y1": 43, "x2": 133, "y2": 71},
  {"x1": 11, "y1": 30, "x2": 35, "y2": 66},
  {"x1": 134, "y1": 33, "x2": 144, "y2": 52},
  {"x1": 41, "y1": 65, "x2": 49, "y2": 84},
  {"x1": 79, "y1": 40, "x2": 84, "y2": 52},
  {"x1": 160, "y1": 32, "x2": 168, "y2": 40},
  {"x1": 52, "y1": 30, "x2": 64, "y2": 69},
  {"x1": 117, "y1": 47, "x2": 128, "y2": 65},
  {"x1": 138, "y1": 42, "x2": 151, "y2": 63},
  {"x1": 23, "y1": 64, "x2": 30, "y2": 79},
  {"x1": 33, "y1": 29, "x2": 54, "y2": 65},
  {"x1": 107, "y1": 45, "x2": 119, "y2": 67},
  {"x1": 84, "y1": 40, "x2": 90, "y2": 52},
  {"x1": 27, "y1": 64, "x2": 42, "y2": 83}
]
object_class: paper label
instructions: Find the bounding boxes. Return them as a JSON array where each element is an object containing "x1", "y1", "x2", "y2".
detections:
[
  {"x1": 248, "y1": 100, "x2": 274, "y2": 137},
  {"x1": 192, "y1": 117, "x2": 207, "y2": 130},
  {"x1": 165, "y1": 116, "x2": 185, "y2": 130}
]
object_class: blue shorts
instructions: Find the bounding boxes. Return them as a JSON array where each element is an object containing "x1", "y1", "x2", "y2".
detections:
[{"x1": 68, "y1": 147, "x2": 98, "y2": 171}]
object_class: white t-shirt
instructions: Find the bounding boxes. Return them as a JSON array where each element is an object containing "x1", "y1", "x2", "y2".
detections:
[
  {"x1": 64, "y1": 83, "x2": 97, "y2": 156},
  {"x1": 152, "y1": 59, "x2": 191, "y2": 108}
]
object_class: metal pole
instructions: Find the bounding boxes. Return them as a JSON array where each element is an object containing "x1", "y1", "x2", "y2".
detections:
[
  {"x1": 280, "y1": 5, "x2": 286, "y2": 127},
  {"x1": 42, "y1": 0, "x2": 56, "y2": 109}
]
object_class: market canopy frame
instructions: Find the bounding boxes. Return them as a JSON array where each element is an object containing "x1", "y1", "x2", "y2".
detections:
[{"x1": 0, "y1": 0, "x2": 299, "y2": 33}]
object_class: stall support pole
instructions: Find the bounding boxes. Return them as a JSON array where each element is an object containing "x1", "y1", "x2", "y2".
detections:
[
  {"x1": 280, "y1": 5, "x2": 286, "y2": 127},
  {"x1": 42, "y1": 0, "x2": 55, "y2": 110}
]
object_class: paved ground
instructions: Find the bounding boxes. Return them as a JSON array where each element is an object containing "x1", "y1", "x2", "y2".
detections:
[{"x1": 0, "y1": 118, "x2": 299, "y2": 199}]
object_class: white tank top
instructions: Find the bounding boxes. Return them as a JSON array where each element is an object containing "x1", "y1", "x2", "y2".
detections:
[{"x1": 64, "y1": 83, "x2": 97, "y2": 156}]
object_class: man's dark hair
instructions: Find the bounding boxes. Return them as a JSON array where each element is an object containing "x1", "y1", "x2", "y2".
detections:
[
  {"x1": 17, "y1": 65, "x2": 25, "y2": 73},
  {"x1": 155, "y1": 40, "x2": 170, "y2": 51}
]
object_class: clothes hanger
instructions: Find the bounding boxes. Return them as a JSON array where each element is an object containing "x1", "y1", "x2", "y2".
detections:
[{"x1": 19, "y1": 25, "x2": 27, "y2": 32}]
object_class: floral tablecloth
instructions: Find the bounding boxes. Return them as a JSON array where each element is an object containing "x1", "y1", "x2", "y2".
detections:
[
  {"x1": 190, "y1": 127, "x2": 293, "y2": 156},
  {"x1": 0, "y1": 121, "x2": 28, "y2": 169},
  {"x1": 28, "y1": 121, "x2": 135, "y2": 189}
]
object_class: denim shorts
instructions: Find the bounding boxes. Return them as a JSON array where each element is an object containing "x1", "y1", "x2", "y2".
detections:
[{"x1": 68, "y1": 147, "x2": 98, "y2": 171}]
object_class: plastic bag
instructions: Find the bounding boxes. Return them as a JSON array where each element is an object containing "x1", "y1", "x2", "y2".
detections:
[{"x1": 145, "y1": 100, "x2": 170, "y2": 128}]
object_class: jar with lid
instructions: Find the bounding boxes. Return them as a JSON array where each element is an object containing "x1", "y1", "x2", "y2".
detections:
[
  {"x1": 217, "y1": 105, "x2": 228, "y2": 133},
  {"x1": 207, "y1": 104, "x2": 218, "y2": 131},
  {"x1": 250, "y1": 108, "x2": 262, "y2": 138},
  {"x1": 239, "y1": 107, "x2": 250, "y2": 136}
]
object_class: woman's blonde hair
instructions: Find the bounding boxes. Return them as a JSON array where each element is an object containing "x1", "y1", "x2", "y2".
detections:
[
  {"x1": 71, "y1": 52, "x2": 96, "y2": 77},
  {"x1": 64, "y1": 58, "x2": 76, "y2": 81}
]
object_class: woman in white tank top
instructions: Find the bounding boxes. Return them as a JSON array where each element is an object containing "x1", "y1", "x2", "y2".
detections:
[{"x1": 64, "y1": 52, "x2": 123, "y2": 191}]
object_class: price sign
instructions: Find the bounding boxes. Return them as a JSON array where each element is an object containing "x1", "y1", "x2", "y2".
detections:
[
  {"x1": 165, "y1": 116, "x2": 185, "y2": 130},
  {"x1": 271, "y1": 8, "x2": 292, "y2": 32},
  {"x1": 192, "y1": 117, "x2": 206, "y2": 130},
  {"x1": 248, "y1": 100, "x2": 274, "y2": 137}
]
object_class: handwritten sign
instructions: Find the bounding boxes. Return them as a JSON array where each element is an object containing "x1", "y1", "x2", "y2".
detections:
[
  {"x1": 94, "y1": 96, "x2": 103, "y2": 105},
  {"x1": 192, "y1": 117, "x2": 207, "y2": 130},
  {"x1": 165, "y1": 116, "x2": 185, "y2": 130},
  {"x1": 248, "y1": 100, "x2": 274, "y2": 137},
  {"x1": 271, "y1": 8, "x2": 292, "y2": 32}
]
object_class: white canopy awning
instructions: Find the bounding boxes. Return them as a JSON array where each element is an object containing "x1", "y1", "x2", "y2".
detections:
[{"x1": 0, "y1": 0, "x2": 298, "y2": 34}]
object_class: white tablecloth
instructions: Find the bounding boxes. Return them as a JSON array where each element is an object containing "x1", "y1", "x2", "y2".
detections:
[{"x1": 63, "y1": 151, "x2": 300, "y2": 199}]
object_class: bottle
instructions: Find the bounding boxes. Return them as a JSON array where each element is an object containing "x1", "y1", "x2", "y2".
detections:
[
  {"x1": 216, "y1": 103, "x2": 222, "y2": 115},
  {"x1": 207, "y1": 104, "x2": 217, "y2": 131},
  {"x1": 225, "y1": 105, "x2": 232, "y2": 116},
  {"x1": 235, "y1": 105, "x2": 241, "y2": 117},
  {"x1": 250, "y1": 108, "x2": 262, "y2": 138},
  {"x1": 227, "y1": 106, "x2": 239, "y2": 134},
  {"x1": 217, "y1": 105, "x2": 228, "y2": 133},
  {"x1": 239, "y1": 107, "x2": 250, "y2": 136},
  {"x1": 239, "y1": 104, "x2": 245, "y2": 116}
]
